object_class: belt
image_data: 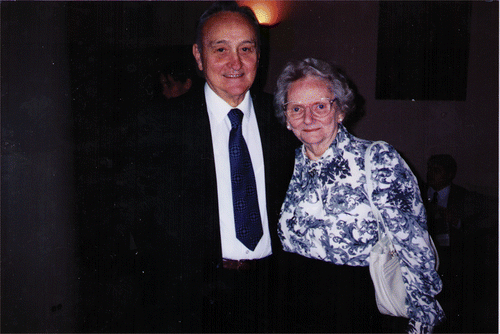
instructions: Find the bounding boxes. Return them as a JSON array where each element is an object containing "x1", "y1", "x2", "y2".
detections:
[{"x1": 222, "y1": 258, "x2": 260, "y2": 271}]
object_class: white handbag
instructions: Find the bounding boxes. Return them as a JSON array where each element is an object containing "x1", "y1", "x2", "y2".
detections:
[
  {"x1": 369, "y1": 233, "x2": 408, "y2": 317},
  {"x1": 365, "y1": 142, "x2": 439, "y2": 318}
]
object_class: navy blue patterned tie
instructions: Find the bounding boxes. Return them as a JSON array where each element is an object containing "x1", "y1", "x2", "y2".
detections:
[{"x1": 228, "y1": 108, "x2": 263, "y2": 251}]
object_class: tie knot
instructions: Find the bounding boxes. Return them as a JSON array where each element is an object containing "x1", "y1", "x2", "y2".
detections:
[{"x1": 228, "y1": 108, "x2": 243, "y2": 128}]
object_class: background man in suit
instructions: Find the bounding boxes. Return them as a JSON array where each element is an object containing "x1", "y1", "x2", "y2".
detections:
[
  {"x1": 425, "y1": 154, "x2": 467, "y2": 332},
  {"x1": 426, "y1": 154, "x2": 467, "y2": 248},
  {"x1": 425, "y1": 154, "x2": 496, "y2": 332},
  {"x1": 134, "y1": 2, "x2": 295, "y2": 332}
]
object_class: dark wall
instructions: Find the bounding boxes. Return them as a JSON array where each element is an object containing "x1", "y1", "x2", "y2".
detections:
[{"x1": 2, "y1": 2, "x2": 77, "y2": 332}]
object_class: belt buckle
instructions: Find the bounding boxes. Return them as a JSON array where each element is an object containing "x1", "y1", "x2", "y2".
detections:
[
  {"x1": 223, "y1": 259, "x2": 256, "y2": 271},
  {"x1": 237, "y1": 259, "x2": 253, "y2": 271}
]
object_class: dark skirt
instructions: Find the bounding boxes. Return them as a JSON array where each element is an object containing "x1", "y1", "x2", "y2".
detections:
[{"x1": 278, "y1": 252, "x2": 408, "y2": 333}]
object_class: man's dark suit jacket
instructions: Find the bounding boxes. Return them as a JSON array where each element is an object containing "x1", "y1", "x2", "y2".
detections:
[
  {"x1": 133, "y1": 84, "x2": 297, "y2": 332},
  {"x1": 425, "y1": 183, "x2": 475, "y2": 242},
  {"x1": 423, "y1": 182, "x2": 498, "y2": 332}
]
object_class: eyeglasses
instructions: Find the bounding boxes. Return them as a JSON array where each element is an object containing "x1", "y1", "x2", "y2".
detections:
[{"x1": 284, "y1": 98, "x2": 337, "y2": 121}]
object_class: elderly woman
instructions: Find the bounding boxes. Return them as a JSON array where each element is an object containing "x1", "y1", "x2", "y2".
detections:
[{"x1": 274, "y1": 58, "x2": 444, "y2": 333}]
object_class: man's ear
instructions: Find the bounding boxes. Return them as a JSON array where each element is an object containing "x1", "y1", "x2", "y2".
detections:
[
  {"x1": 184, "y1": 78, "x2": 193, "y2": 91},
  {"x1": 192, "y1": 44, "x2": 203, "y2": 72}
]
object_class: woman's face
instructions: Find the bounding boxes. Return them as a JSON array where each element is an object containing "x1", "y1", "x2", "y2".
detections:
[{"x1": 286, "y1": 76, "x2": 344, "y2": 160}]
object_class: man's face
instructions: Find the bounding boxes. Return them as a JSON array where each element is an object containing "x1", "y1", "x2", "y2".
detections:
[
  {"x1": 427, "y1": 163, "x2": 452, "y2": 191},
  {"x1": 160, "y1": 73, "x2": 191, "y2": 99},
  {"x1": 193, "y1": 11, "x2": 259, "y2": 107}
]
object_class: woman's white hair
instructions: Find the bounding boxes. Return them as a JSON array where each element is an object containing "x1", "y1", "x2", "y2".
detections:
[{"x1": 274, "y1": 58, "x2": 355, "y2": 125}]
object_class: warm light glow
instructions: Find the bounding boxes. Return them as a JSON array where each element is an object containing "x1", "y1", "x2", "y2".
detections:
[{"x1": 237, "y1": 1, "x2": 289, "y2": 26}]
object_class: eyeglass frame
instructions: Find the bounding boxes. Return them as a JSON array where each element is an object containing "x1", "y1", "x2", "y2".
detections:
[{"x1": 283, "y1": 97, "x2": 338, "y2": 120}]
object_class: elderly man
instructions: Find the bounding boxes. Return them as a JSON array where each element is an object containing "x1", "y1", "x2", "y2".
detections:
[{"x1": 134, "y1": 2, "x2": 295, "y2": 332}]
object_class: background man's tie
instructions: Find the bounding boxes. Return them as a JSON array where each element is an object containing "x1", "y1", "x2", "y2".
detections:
[{"x1": 228, "y1": 108, "x2": 263, "y2": 251}]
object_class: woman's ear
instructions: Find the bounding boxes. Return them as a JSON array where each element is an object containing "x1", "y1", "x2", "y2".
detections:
[{"x1": 338, "y1": 112, "x2": 345, "y2": 124}]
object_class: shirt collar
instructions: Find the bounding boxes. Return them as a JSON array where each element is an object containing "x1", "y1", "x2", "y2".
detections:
[
  {"x1": 331, "y1": 124, "x2": 349, "y2": 153},
  {"x1": 428, "y1": 185, "x2": 451, "y2": 199},
  {"x1": 302, "y1": 124, "x2": 348, "y2": 163},
  {"x1": 204, "y1": 83, "x2": 252, "y2": 123}
]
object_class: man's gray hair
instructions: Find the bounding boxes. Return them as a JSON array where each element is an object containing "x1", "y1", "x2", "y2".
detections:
[{"x1": 194, "y1": 1, "x2": 261, "y2": 54}]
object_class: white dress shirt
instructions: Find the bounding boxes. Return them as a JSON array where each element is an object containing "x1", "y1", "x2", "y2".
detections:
[
  {"x1": 427, "y1": 185, "x2": 450, "y2": 208},
  {"x1": 427, "y1": 185, "x2": 454, "y2": 246},
  {"x1": 204, "y1": 84, "x2": 272, "y2": 260}
]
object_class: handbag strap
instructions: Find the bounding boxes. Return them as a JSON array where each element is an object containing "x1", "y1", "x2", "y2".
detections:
[
  {"x1": 365, "y1": 141, "x2": 440, "y2": 270},
  {"x1": 364, "y1": 141, "x2": 388, "y2": 240}
]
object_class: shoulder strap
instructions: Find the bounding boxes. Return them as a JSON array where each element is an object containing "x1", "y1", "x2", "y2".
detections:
[
  {"x1": 364, "y1": 141, "x2": 387, "y2": 239},
  {"x1": 365, "y1": 141, "x2": 440, "y2": 269}
]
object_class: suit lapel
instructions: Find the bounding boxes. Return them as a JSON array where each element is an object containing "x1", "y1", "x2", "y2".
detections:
[
  {"x1": 181, "y1": 88, "x2": 222, "y2": 264},
  {"x1": 252, "y1": 93, "x2": 272, "y2": 182}
]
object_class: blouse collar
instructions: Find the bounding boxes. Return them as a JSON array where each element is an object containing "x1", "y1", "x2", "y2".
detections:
[{"x1": 301, "y1": 124, "x2": 349, "y2": 166}]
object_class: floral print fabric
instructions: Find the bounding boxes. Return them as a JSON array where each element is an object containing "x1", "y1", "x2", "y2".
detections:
[{"x1": 278, "y1": 125, "x2": 445, "y2": 328}]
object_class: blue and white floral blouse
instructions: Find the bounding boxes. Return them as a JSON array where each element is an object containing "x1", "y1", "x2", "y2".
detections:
[{"x1": 278, "y1": 125, "x2": 445, "y2": 332}]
